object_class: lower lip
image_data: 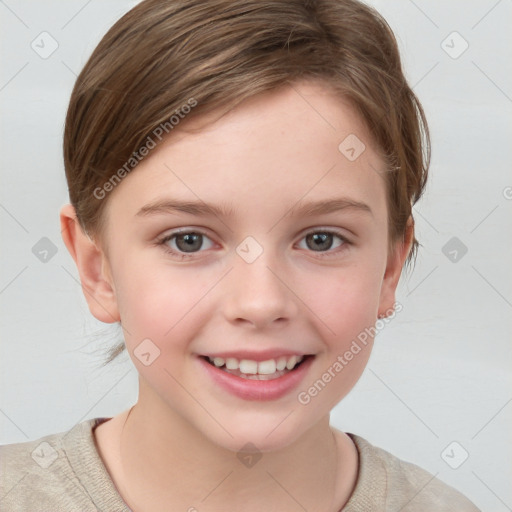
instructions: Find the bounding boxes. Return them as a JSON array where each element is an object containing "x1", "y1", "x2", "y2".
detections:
[{"x1": 198, "y1": 356, "x2": 314, "y2": 401}]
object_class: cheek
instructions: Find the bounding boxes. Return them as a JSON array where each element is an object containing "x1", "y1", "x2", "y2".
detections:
[
  {"x1": 295, "y1": 263, "x2": 383, "y2": 410},
  {"x1": 302, "y1": 259, "x2": 384, "y2": 341},
  {"x1": 112, "y1": 256, "x2": 212, "y2": 350},
  {"x1": 112, "y1": 231, "x2": 386, "y2": 350}
]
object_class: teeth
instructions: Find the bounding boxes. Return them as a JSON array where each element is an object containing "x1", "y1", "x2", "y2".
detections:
[
  {"x1": 276, "y1": 357, "x2": 287, "y2": 371},
  {"x1": 258, "y1": 359, "x2": 277, "y2": 375},
  {"x1": 239, "y1": 360, "x2": 258, "y2": 374},
  {"x1": 225, "y1": 357, "x2": 238, "y2": 370},
  {"x1": 207, "y1": 354, "x2": 305, "y2": 375},
  {"x1": 286, "y1": 355, "x2": 298, "y2": 370}
]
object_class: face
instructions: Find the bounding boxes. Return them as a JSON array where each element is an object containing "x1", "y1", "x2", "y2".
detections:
[{"x1": 94, "y1": 80, "x2": 404, "y2": 452}]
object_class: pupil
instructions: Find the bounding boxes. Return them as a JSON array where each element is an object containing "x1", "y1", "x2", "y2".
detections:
[
  {"x1": 308, "y1": 233, "x2": 332, "y2": 251},
  {"x1": 177, "y1": 233, "x2": 201, "y2": 252},
  {"x1": 175, "y1": 233, "x2": 333, "y2": 253}
]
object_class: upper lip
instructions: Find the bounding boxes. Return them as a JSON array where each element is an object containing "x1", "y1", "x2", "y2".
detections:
[{"x1": 199, "y1": 350, "x2": 313, "y2": 362}]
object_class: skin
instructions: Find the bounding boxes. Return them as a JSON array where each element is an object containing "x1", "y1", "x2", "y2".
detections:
[{"x1": 61, "y1": 80, "x2": 413, "y2": 512}]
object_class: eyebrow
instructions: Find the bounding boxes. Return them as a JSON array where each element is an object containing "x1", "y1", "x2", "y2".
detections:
[{"x1": 136, "y1": 197, "x2": 373, "y2": 219}]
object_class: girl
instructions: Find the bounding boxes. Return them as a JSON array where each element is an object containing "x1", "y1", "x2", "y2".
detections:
[{"x1": 1, "y1": 0, "x2": 480, "y2": 510}]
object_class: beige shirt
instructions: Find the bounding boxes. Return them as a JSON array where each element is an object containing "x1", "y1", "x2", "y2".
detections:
[{"x1": 0, "y1": 418, "x2": 480, "y2": 511}]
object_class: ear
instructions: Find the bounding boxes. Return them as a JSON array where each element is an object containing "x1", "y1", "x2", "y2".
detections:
[
  {"x1": 377, "y1": 216, "x2": 414, "y2": 318},
  {"x1": 60, "y1": 204, "x2": 120, "y2": 323}
]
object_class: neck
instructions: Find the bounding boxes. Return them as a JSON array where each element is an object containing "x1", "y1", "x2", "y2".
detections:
[{"x1": 108, "y1": 391, "x2": 357, "y2": 512}]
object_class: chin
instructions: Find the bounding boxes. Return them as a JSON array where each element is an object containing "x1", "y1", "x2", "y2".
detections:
[{"x1": 199, "y1": 407, "x2": 325, "y2": 455}]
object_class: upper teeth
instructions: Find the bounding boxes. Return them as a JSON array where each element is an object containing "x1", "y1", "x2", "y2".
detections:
[{"x1": 209, "y1": 355, "x2": 304, "y2": 374}]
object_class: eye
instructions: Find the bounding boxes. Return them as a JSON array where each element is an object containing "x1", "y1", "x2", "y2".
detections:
[
  {"x1": 296, "y1": 230, "x2": 349, "y2": 258},
  {"x1": 157, "y1": 228, "x2": 350, "y2": 261},
  {"x1": 158, "y1": 230, "x2": 214, "y2": 260}
]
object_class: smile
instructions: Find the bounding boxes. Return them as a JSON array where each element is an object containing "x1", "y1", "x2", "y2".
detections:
[{"x1": 204, "y1": 354, "x2": 309, "y2": 380}]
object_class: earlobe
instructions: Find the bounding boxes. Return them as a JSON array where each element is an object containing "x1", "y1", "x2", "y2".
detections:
[
  {"x1": 59, "y1": 204, "x2": 120, "y2": 324},
  {"x1": 377, "y1": 217, "x2": 414, "y2": 318}
]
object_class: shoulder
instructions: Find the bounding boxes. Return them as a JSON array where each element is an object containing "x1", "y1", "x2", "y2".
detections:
[
  {"x1": 0, "y1": 418, "x2": 123, "y2": 512},
  {"x1": 343, "y1": 434, "x2": 480, "y2": 512}
]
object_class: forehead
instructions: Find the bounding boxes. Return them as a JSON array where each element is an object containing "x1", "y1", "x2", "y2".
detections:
[
  {"x1": 103, "y1": 81, "x2": 387, "y2": 225},
  {"x1": 159, "y1": 80, "x2": 378, "y2": 162}
]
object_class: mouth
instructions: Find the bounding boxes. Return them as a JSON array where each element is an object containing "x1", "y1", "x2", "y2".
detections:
[{"x1": 200, "y1": 354, "x2": 313, "y2": 381}]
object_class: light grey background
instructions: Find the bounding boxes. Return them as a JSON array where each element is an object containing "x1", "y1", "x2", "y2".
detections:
[{"x1": 1, "y1": 1, "x2": 511, "y2": 510}]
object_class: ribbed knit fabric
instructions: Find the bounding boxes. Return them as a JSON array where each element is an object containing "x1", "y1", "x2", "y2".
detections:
[{"x1": 0, "y1": 418, "x2": 480, "y2": 511}]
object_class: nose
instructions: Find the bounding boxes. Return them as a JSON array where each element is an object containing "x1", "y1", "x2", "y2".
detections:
[{"x1": 222, "y1": 249, "x2": 299, "y2": 330}]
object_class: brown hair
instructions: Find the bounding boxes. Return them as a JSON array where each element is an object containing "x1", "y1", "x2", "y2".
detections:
[{"x1": 63, "y1": 0, "x2": 430, "y2": 363}]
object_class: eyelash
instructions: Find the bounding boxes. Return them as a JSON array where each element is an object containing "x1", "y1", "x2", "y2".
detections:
[{"x1": 156, "y1": 228, "x2": 351, "y2": 261}]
